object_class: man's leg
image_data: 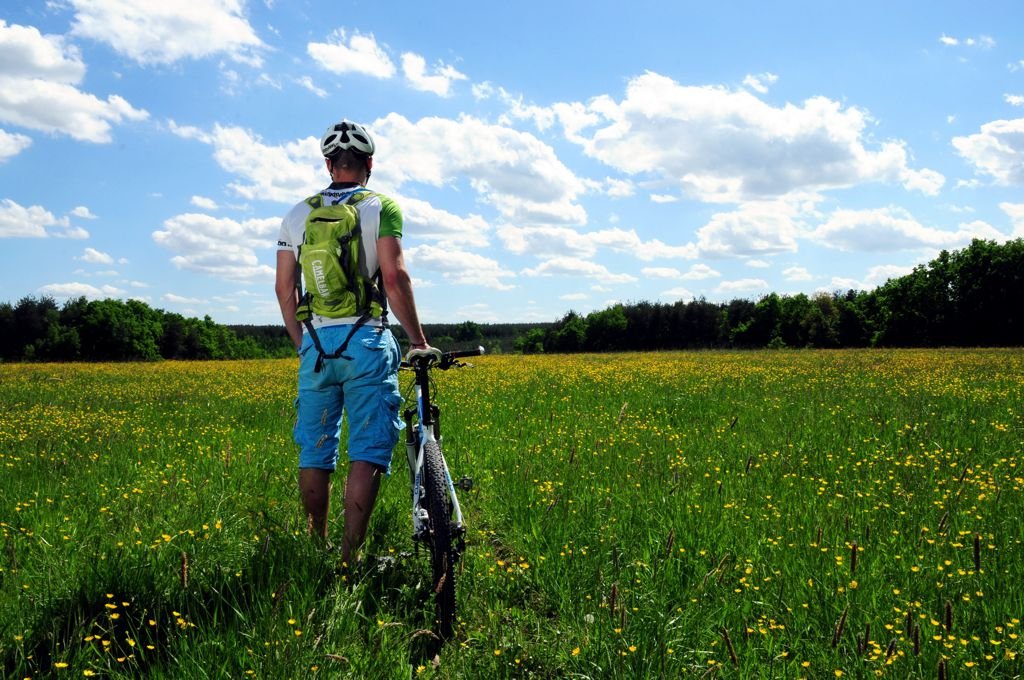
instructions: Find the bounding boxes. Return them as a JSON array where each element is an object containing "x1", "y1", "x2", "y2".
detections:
[
  {"x1": 341, "y1": 460, "x2": 383, "y2": 565},
  {"x1": 299, "y1": 468, "x2": 332, "y2": 539}
]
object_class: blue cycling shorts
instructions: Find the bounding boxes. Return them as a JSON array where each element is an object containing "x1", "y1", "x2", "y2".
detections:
[{"x1": 293, "y1": 325, "x2": 403, "y2": 473}]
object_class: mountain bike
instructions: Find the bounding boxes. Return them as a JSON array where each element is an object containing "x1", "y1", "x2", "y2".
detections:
[{"x1": 400, "y1": 346, "x2": 483, "y2": 640}]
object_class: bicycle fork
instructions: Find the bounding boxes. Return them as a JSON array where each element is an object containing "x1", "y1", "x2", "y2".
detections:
[{"x1": 402, "y1": 405, "x2": 469, "y2": 546}]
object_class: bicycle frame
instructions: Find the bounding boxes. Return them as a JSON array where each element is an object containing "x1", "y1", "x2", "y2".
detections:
[{"x1": 401, "y1": 348, "x2": 482, "y2": 541}]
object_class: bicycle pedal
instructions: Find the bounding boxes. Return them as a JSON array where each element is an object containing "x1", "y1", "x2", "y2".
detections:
[{"x1": 456, "y1": 476, "x2": 473, "y2": 491}]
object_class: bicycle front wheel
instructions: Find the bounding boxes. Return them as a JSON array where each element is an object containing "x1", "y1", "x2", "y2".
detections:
[{"x1": 422, "y1": 439, "x2": 457, "y2": 640}]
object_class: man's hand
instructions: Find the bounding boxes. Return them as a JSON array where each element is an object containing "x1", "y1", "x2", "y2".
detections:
[{"x1": 404, "y1": 344, "x2": 442, "y2": 363}]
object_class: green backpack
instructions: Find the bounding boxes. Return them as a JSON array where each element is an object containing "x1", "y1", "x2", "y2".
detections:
[{"x1": 295, "y1": 190, "x2": 388, "y2": 369}]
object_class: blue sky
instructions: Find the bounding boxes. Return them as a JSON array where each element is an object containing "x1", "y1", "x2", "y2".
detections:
[{"x1": 1, "y1": 1, "x2": 1022, "y2": 325}]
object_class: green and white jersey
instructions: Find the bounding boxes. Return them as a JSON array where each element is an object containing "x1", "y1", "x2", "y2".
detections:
[{"x1": 277, "y1": 182, "x2": 403, "y2": 329}]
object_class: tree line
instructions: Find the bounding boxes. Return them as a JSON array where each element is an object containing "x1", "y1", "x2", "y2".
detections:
[
  {"x1": 0, "y1": 297, "x2": 272, "y2": 361},
  {"x1": 2, "y1": 238, "x2": 1020, "y2": 362},
  {"x1": 514, "y1": 238, "x2": 1023, "y2": 353}
]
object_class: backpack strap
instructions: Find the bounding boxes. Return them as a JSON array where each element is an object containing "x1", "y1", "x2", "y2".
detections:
[{"x1": 293, "y1": 193, "x2": 324, "y2": 320}]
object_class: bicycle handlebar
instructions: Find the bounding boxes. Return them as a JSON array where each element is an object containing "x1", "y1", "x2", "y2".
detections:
[
  {"x1": 401, "y1": 345, "x2": 485, "y2": 371},
  {"x1": 445, "y1": 346, "x2": 485, "y2": 360}
]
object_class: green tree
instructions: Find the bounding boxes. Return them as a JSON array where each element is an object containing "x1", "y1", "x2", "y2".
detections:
[
  {"x1": 547, "y1": 311, "x2": 587, "y2": 353},
  {"x1": 585, "y1": 305, "x2": 627, "y2": 351},
  {"x1": 732, "y1": 294, "x2": 780, "y2": 347}
]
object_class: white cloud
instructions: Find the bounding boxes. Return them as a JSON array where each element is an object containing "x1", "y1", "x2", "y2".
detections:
[
  {"x1": 38, "y1": 282, "x2": 123, "y2": 298},
  {"x1": 681, "y1": 263, "x2": 721, "y2": 279},
  {"x1": 940, "y1": 34, "x2": 995, "y2": 49},
  {"x1": 500, "y1": 90, "x2": 603, "y2": 141},
  {"x1": 471, "y1": 81, "x2": 496, "y2": 100},
  {"x1": 650, "y1": 193, "x2": 678, "y2": 203},
  {"x1": 406, "y1": 244, "x2": 515, "y2": 290},
  {"x1": 952, "y1": 118, "x2": 1024, "y2": 185},
  {"x1": 373, "y1": 113, "x2": 587, "y2": 226},
  {"x1": 1000, "y1": 202, "x2": 1024, "y2": 236},
  {"x1": 69, "y1": 0, "x2": 264, "y2": 66},
  {"x1": 0, "y1": 20, "x2": 85, "y2": 81},
  {"x1": 296, "y1": 75, "x2": 327, "y2": 98},
  {"x1": 818, "y1": 263, "x2": 916, "y2": 293},
  {"x1": 399, "y1": 196, "x2": 490, "y2": 248},
  {"x1": 452, "y1": 302, "x2": 499, "y2": 323},
  {"x1": 0, "y1": 20, "x2": 148, "y2": 143},
  {"x1": 605, "y1": 178, "x2": 634, "y2": 198},
  {"x1": 745, "y1": 259, "x2": 770, "y2": 268},
  {"x1": 900, "y1": 167, "x2": 945, "y2": 195},
  {"x1": 0, "y1": 128, "x2": 31, "y2": 161},
  {"x1": 714, "y1": 278, "x2": 769, "y2": 294},
  {"x1": 661, "y1": 286, "x2": 694, "y2": 301},
  {"x1": 544, "y1": 71, "x2": 942, "y2": 202},
  {"x1": 79, "y1": 247, "x2": 113, "y2": 264},
  {"x1": 1006, "y1": 94, "x2": 1024, "y2": 107},
  {"x1": 696, "y1": 200, "x2": 803, "y2": 257},
  {"x1": 642, "y1": 267, "x2": 683, "y2": 279},
  {"x1": 589, "y1": 228, "x2": 697, "y2": 261},
  {"x1": 521, "y1": 257, "x2": 637, "y2": 284},
  {"x1": 742, "y1": 72, "x2": 778, "y2": 94},
  {"x1": 152, "y1": 212, "x2": 279, "y2": 280},
  {"x1": 560, "y1": 293, "x2": 588, "y2": 301},
  {"x1": 0, "y1": 198, "x2": 89, "y2": 239},
  {"x1": 782, "y1": 266, "x2": 812, "y2": 281},
  {"x1": 499, "y1": 224, "x2": 596, "y2": 258},
  {"x1": 810, "y1": 207, "x2": 1007, "y2": 252},
  {"x1": 498, "y1": 224, "x2": 696, "y2": 261},
  {"x1": 190, "y1": 195, "x2": 219, "y2": 210},
  {"x1": 824, "y1": 277, "x2": 863, "y2": 292},
  {"x1": 864, "y1": 264, "x2": 914, "y2": 287},
  {"x1": 170, "y1": 121, "x2": 322, "y2": 202},
  {"x1": 307, "y1": 29, "x2": 395, "y2": 79},
  {"x1": 70, "y1": 206, "x2": 97, "y2": 219},
  {"x1": 162, "y1": 293, "x2": 205, "y2": 305},
  {"x1": 401, "y1": 52, "x2": 467, "y2": 97},
  {"x1": 256, "y1": 73, "x2": 281, "y2": 90}
]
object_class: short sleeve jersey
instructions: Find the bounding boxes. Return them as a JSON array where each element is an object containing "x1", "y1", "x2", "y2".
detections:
[{"x1": 277, "y1": 183, "x2": 403, "y2": 328}]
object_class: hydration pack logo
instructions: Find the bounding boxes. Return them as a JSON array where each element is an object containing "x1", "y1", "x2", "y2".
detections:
[{"x1": 311, "y1": 259, "x2": 330, "y2": 296}]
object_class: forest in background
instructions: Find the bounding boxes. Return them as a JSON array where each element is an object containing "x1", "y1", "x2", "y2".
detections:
[{"x1": 2, "y1": 238, "x2": 1020, "y2": 361}]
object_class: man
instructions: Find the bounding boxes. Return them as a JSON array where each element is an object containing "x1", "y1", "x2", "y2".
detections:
[{"x1": 275, "y1": 119, "x2": 436, "y2": 566}]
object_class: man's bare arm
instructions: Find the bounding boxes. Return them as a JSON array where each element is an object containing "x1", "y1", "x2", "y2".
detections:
[
  {"x1": 376, "y1": 236, "x2": 428, "y2": 346},
  {"x1": 275, "y1": 250, "x2": 304, "y2": 350}
]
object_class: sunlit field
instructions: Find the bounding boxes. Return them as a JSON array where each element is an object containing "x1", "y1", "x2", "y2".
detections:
[{"x1": 1, "y1": 350, "x2": 1022, "y2": 678}]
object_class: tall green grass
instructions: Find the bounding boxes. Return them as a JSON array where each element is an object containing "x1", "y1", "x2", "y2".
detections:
[{"x1": 1, "y1": 350, "x2": 1021, "y2": 678}]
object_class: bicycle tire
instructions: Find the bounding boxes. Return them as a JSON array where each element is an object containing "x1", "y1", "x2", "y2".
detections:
[{"x1": 422, "y1": 439, "x2": 457, "y2": 639}]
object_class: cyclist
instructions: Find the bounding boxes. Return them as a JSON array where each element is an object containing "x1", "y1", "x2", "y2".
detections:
[{"x1": 275, "y1": 118, "x2": 438, "y2": 566}]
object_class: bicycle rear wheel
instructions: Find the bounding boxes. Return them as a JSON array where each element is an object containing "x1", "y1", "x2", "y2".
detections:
[{"x1": 422, "y1": 439, "x2": 457, "y2": 639}]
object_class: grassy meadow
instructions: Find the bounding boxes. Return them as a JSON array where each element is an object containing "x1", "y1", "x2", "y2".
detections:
[{"x1": 1, "y1": 349, "x2": 1022, "y2": 678}]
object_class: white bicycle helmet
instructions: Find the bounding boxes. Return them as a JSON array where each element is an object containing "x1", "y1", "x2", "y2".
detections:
[{"x1": 320, "y1": 120, "x2": 375, "y2": 157}]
